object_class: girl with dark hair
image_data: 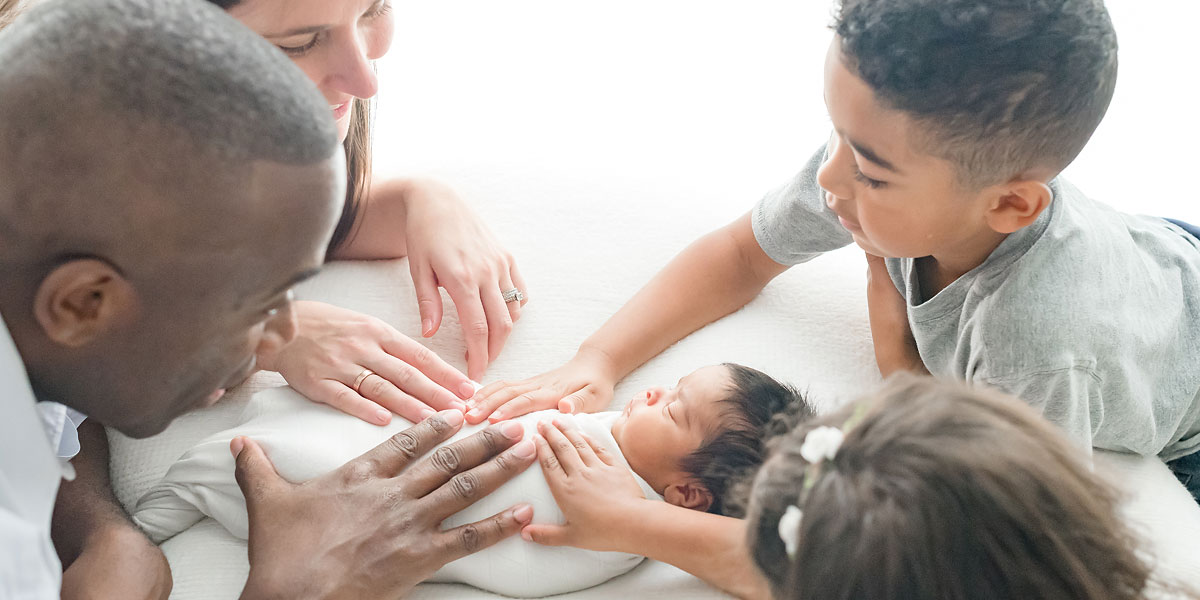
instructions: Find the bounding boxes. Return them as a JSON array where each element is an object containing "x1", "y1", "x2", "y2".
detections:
[
  {"x1": 747, "y1": 374, "x2": 1183, "y2": 600},
  {"x1": 210, "y1": 0, "x2": 529, "y2": 424}
]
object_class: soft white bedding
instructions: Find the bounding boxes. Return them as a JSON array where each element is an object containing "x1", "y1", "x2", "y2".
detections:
[{"x1": 106, "y1": 1, "x2": 1200, "y2": 597}]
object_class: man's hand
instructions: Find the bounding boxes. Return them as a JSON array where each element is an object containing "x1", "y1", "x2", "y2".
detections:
[
  {"x1": 864, "y1": 253, "x2": 927, "y2": 376},
  {"x1": 234, "y1": 410, "x2": 537, "y2": 599},
  {"x1": 60, "y1": 526, "x2": 171, "y2": 600}
]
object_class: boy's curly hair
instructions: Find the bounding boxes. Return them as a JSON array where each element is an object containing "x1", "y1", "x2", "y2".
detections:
[{"x1": 834, "y1": 0, "x2": 1118, "y2": 189}]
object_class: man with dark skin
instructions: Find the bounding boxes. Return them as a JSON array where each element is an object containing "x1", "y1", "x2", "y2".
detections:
[{"x1": 0, "y1": 0, "x2": 536, "y2": 598}]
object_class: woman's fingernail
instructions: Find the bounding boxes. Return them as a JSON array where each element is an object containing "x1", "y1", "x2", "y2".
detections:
[
  {"x1": 451, "y1": 401, "x2": 468, "y2": 412},
  {"x1": 560, "y1": 399, "x2": 575, "y2": 413},
  {"x1": 513, "y1": 504, "x2": 533, "y2": 524},
  {"x1": 511, "y1": 439, "x2": 536, "y2": 458},
  {"x1": 501, "y1": 421, "x2": 524, "y2": 439},
  {"x1": 440, "y1": 409, "x2": 464, "y2": 427},
  {"x1": 488, "y1": 412, "x2": 505, "y2": 423},
  {"x1": 421, "y1": 408, "x2": 437, "y2": 420},
  {"x1": 376, "y1": 409, "x2": 392, "y2": 425},
  {"x1": 521, "y1": 527, "x2": 533, "y2": 542},
  {"x1": 422, "y1": 319, "x2": 433, "y2": 336},
  {"x1": 230, "y1": 436, "x2": 245, "y2": 458},
  {"x1": 460, "y1": 382, "x2": 477, "y2": 399}
]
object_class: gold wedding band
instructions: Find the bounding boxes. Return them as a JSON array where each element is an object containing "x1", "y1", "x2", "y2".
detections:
[{"x1": 352, "y1": 368, "x2": 375, "y2": 393}]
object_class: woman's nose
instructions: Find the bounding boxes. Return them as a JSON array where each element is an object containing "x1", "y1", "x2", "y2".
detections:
[{"x1": 324, "y1": 36, "x2": 378, "y2": 100}]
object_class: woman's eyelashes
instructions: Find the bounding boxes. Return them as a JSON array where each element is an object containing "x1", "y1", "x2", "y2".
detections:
[
  {"x1": 366, "y1": 0, "x2": 392, "y2": 18},
  {"x1": 278, "y1": 33, "x2": 323, "y2": 57}
]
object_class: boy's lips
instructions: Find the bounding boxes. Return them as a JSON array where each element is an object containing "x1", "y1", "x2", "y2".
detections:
[{"x1": 837, "y1": 214, "x2": 862, "y2": 233}]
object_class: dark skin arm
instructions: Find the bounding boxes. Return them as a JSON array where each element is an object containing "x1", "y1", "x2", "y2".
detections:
[{"x1": 52, "y1": 420, "x2": 172, "y2": 600}]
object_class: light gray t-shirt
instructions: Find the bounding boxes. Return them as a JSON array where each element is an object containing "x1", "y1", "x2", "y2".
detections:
[{"x1": 753, "y1": 145, "x2": 1200, "y2": 460}]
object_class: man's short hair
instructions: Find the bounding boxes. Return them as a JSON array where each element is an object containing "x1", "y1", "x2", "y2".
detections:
[{"x1": 834, "y1": 0, "x2": 1118, "y2": 188}]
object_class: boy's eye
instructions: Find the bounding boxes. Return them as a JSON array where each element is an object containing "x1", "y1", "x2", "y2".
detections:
[{"x1": 853, "y1": 166, "x2": 886, "y2": 189}]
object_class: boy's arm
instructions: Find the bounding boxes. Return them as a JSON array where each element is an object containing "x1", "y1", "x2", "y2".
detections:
[
  {"x1": 865, "y1": 253, "x2": 927, "y2": 376},
  {"x1": 470, "y1": 211, "x2": 789, "y2": 422}
]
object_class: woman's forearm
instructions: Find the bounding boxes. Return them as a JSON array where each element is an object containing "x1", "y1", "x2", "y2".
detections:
[
  {"x1": 326, "y1": 176, "x2": 412, "y2": 260},
  {"x1": 619, "y1": 502, "x2": 771, "y2": 600}
]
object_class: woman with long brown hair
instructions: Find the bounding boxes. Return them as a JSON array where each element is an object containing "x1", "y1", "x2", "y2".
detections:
[{"x1": 209, "y1": 0, "x2": 530, "y2": 425}]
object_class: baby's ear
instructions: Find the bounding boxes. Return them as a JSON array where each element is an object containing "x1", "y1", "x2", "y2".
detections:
[{"x1": 664, "y1": 480, "x2": 714, "y2": 512}]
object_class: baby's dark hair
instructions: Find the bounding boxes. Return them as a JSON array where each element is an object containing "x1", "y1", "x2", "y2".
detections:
[
  {"x1": 833, "y1": 0, "x2": 1118, "y2": 188},
  {"x1": 679, "y1": 364, "x2": 813, "y2": 517},
  {"x1": 747, "y1": 374, "x2": 1160, "y2": 600}
]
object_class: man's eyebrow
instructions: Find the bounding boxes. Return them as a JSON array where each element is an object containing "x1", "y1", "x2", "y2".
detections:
[
  {"x1": 847, "y1": 138, "x2": 900, "y2": 173},
  {"x1": 270, "y1": 267, "x2": 321, "y2": 297},
  {"x1": 264, "y1": 24, "x2": 328, "y2": 38}
]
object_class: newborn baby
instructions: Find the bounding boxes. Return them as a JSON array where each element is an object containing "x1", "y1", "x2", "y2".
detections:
[{"x1": 135, "y1": 363, "x2": 808, "y2": 597}]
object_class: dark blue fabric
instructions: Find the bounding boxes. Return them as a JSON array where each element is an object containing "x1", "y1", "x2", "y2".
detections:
[
  {"x1": 1165, "y1": 218, "x2": 1200, "y2": 240},
  {"x1": 1167, "y1": 450, "x2": 1200, "y2": 504}
]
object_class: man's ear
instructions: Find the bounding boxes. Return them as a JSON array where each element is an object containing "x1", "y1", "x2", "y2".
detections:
[
  {"x1": 984, "y1": 179, "x2": 1052, "y2": 234},
  {"x1": 663, "y1": 480, "x2": 714, "y2": 512},
  {"x1": 33, "y1": 259, "x2": 136, "y2": 348}
]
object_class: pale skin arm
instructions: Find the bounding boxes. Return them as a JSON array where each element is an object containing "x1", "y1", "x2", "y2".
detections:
[
  {"x1": 523, "y1": 419, "x2": 770, "y2": 600},
  {"x1": 471, "y1": 211, "x2": 789, "y2": 422}
]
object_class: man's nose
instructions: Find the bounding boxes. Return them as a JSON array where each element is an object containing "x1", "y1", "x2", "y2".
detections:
[{"x1": 259, "y1": 300, "x2": 299, "y2": 352}]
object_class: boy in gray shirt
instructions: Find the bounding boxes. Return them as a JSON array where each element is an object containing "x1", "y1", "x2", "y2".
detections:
[{"x1": 469, "y1": 0, "x2": 1200, "y2": 503}]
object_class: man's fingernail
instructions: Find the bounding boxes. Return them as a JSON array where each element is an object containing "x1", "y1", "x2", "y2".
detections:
[
  {"x1": 513, "y1": 504, "x2": 533, "y2": 524},
  {"x1": 230, "y1": 436, "x2": 245, "y2": 458},
  {"x1": 501, "y1": 421, "x2": 524, "y2": 439},
  {"x1": 422, "y1": 319, "x2": 433, "y2": 336},
  {"x1": 521, "y1": 527, "x2": 533, "y2": 542},
  {"x1": 376, "y1": 409, "x2": 392, "y2": 425},
  {"x1": 460, "y1": 382, "x2": 477, "y2": 399},
  {"x1": 440, "y1": 409, "x2": 464, "y2": 427},
  {"x1": 511, "y1": 439, "x2": 536, "y2": 459}
]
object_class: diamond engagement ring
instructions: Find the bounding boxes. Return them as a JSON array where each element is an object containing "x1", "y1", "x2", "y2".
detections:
[{"x1": 502, "y1": 288, "x2": 526, "y2": 303}]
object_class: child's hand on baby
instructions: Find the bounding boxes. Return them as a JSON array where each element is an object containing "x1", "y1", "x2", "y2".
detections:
[{"x1": 467, "y1": 349, "x2": 619, "y2": 424}]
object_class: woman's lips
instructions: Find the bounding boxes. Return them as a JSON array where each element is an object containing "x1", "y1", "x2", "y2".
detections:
[{"x1": 331, "y1": 101, "x2": 351, "y2": 120}]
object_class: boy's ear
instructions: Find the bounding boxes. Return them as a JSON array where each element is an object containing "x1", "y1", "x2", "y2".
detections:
[
  {"x1": 984, "y1": 179, "x2": 1052, "y2": 235},
  {"x1": 33, "y1": 259, "x2": 136, "y2": 348},
  {"x1": 664, "y1": 480, "x2": 714, "y2": 512}
]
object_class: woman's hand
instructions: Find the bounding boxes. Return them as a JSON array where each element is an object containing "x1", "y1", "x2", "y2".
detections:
[
  {"x1": 864, "y1": 253, "x2": 927, "y2": 376},
  {"x1": 60, "y1": 526, "x2": 172, "y2": 600},
  {"x1": 468, "y1": 348, "x2": 619, "y2": 424},
  {"x1": 256, "y1": 300, "x2": 476, "y2": 425},
  {"x1": 519, "y1": 418, "x2": 650, "y2": 553},
  {"x1": 402, "y1": 179, "x2": 528, "y2": 382}
]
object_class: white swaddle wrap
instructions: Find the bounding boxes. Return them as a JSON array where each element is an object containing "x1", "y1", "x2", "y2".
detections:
[{"x1": 133, "y1": 386, "x2": 659, "y2": 598}]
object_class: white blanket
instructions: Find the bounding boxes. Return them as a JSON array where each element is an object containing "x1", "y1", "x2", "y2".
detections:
[
  {"x1": 133, "y1": 390, "x2": 655, "y2": 598},
  {"x1": 105, "y1": 1, "x2": 1200, "y2": 597}
]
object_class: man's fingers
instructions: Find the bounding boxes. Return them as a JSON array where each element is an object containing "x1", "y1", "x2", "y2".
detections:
[
  {"x1": 490, "y1": 388, "x2": 560, "y2": 423},
  {"x1": 401, "y1": 421, "x2": 527, "y2": 498},
  {"x1": 421, "y1": 434, "x2": 537, "y2": 515},
  {"x1": 411, "y1": 261, "x2": 444, "y2": 338},
  {"x1": 520, "y1": 523, "x2": 569, "y2": 547},
  {"x1": 232, "y1": 437, "x2": 289, "y2": 506},
  {"x1": 436, "y1": 503, "x2": 534, "y2": 561},
  {"x1": 347, "y1": 410, "x2": 465, "y2": 479},
  {"x1": 536, "y1": 419, "x2": 583, "y2": 475}
]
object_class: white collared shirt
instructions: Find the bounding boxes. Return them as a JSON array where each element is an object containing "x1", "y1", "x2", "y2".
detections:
[{"x1": 1, "y1": 312, "x2": 65, "y2": 598}]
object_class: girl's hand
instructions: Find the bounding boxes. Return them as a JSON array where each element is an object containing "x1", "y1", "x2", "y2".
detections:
[
  {"x1": 520, "y1": 417, "x2": 649, "y2": 553},
  {"x1": 256, "y1": 300, "x2": 475, "y2": 425},
  {"x1": 402, "y1": 179, "x2": 528, "y2": 382},
  {"x1": 468, "y1": 349, "x2": 618, "y2": 424},
  {"x1": 864, "y1": 252, "x2": 927, "y2": 376}
]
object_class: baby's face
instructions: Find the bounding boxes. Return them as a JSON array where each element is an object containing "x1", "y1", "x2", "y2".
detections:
[{"x1": 610, "y1": 365, "x2": 732, "y2": 493}]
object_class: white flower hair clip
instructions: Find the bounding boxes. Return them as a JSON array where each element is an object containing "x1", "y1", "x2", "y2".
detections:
[
  {"x1": 778, "y1": 505, "x2": 803, "y2": 558},
  {"x1": 799, "y1": 425, "x2": 845, "y2": 464}
]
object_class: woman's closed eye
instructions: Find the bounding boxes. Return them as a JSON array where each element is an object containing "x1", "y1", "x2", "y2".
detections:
[{"x1": 277, "y1": 33, "x2": 323, "y2": 57}]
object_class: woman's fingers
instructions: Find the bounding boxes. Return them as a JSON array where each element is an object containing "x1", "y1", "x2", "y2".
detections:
[
  {"x1": 355, "y1": 372, "x2": 437, "y2": 423},
  {"x1": 308, "y1": 379, "x2": 395, "y2": 426},
  {"x1": 499, "y1": 272, "x2": 523, "y2": 324},
  {"x1": 379, "y1": 330, "x2": 475, "y2": 401},
  {"x1": 411, "y1": 260, "x2": 444, "y2": 338},
  {"x1": 509, "y1": 261, "x2": 530, "y2": 309},
  {"x1": 479, "y1": 284, "x2": 514, "y2": 369},
  {"x1": 447, "y1": 286, "x2": 490, "y2": 382}
]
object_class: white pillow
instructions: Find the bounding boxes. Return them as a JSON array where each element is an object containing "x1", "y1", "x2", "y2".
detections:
[{"x1": 133, "y1": 386, "x2": 660, "y2": 598}]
